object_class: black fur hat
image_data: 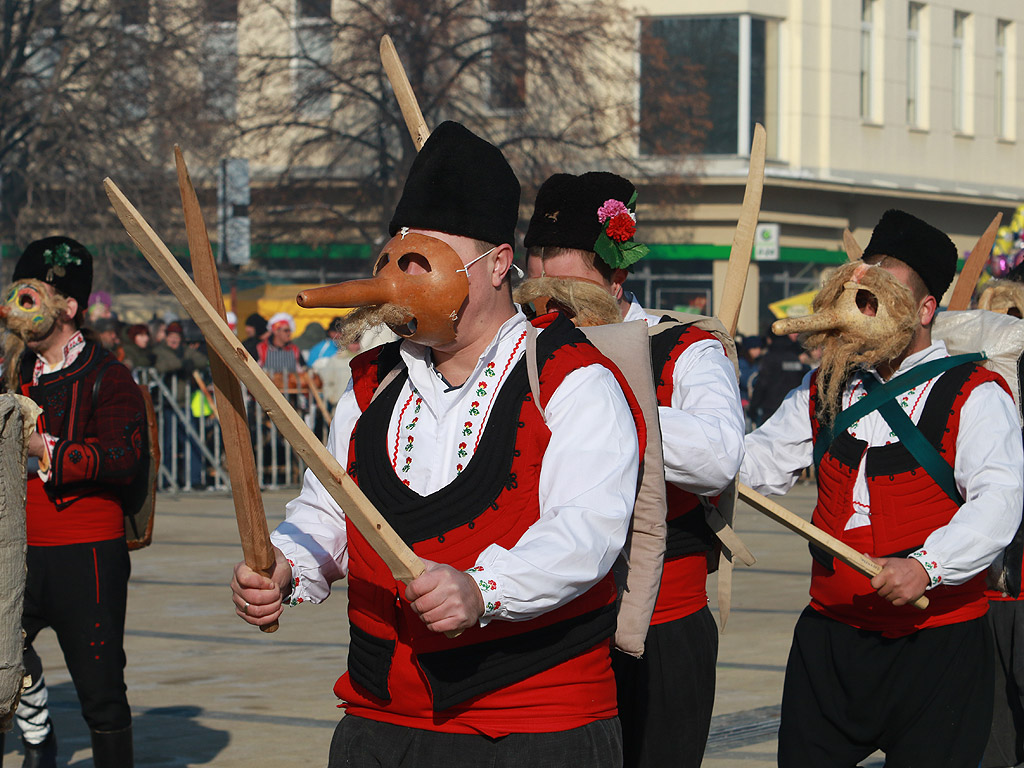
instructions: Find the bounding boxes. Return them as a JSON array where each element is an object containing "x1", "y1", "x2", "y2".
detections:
[
  {"x1": 13, "y1": 236, "x2": 94, "y2": 308},
  {"x1": 862, "y1": 210, "x2": 958, "y2": 300},
  {"x1": 1005, "y1": 259, "x2": 1024, "y2": 284},
  {"x1": 389, "y1": 121, "x2": 520, "y2": 247},
  {"x1": 525, "y1": 172, "x2": 647, "y2": 269}
]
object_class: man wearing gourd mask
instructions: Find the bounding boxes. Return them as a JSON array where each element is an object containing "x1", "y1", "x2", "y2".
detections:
[
  {"x1": 230, "y1": 121, "x2": 645, "y2": 767},
  {"x1": 741, "y1": 210, "x2": 1024, "y2": 767},
  {"x1": 1, "y1": 237, "x2": 144, "y2": 768}
]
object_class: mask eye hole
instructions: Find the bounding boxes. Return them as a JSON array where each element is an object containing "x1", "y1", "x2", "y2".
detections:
[
  {"x1": 373, "y1": 252, "x2": 389, "y2": 275},
  {"x1": 855, "y1": 289, "x2": 878, "y2": 316},
  {"x1": 17, "y1": 289, "x2": 40, "y2": 310},
  {"x1": 397, "y1": 252, "x2": 431, "y2": 274}
]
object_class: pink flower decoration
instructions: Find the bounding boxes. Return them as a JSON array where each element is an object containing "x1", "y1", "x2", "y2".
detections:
[{"x1": 597, "y1": 199, "x2": 628, "y2": 224}]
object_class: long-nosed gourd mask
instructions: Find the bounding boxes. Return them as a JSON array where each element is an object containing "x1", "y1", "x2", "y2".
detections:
[{"x1": 296, "y1": 231, "x2": 474, "y2": 348}]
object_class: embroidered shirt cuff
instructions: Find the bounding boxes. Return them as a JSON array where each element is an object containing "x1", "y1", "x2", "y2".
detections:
[
  {"x1": 283, "y1": 558, "x2": 312, "y2": 607},
  {"x1": 909, "y1": 549, "x2": 943, "y2": 590},
  {"x1": 466, "y1": 565, "x2": 506, "y2": 626},
  {"x1": 36, "y1": 433, "x2": 57, "y2": 483}
]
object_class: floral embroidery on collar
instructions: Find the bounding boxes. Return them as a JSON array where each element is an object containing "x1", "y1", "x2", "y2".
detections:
[{"x1": 33, "y1": 331, "x2": 86, "y2": 383}]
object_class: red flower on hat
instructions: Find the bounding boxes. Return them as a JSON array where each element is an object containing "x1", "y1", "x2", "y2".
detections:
[{"x1": 606, "y1": 212, "x2": 637, "y2": 243}]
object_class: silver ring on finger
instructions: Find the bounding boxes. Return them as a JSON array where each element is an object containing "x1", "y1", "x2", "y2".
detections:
[{"x1": 243, "y1": 601, "x2": 250, "y2": 615}]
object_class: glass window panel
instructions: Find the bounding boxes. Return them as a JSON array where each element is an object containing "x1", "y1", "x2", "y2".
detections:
[{"x1": 640, "y1": 16, "x2": 738, "y2": 155}]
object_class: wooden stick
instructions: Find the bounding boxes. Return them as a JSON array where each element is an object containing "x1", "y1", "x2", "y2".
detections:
[
  {"x1": 175, "y1": 147, "x2": 279, "y2": 632},
  {"x1": 948, "y1": 212, "x2": 1002, "y2": 311},
  {"x1": 842, "y1": 229, "x2": 863, "y2": 261},
  {"x1": 717, "y1": 123, "x2": 767, "y2": 336},
  {"x1": 380, "y1": 35, "x2": 430, "y2": 150},
  {"x1": 302, "y1": 370, "x2": 332, "y2": 425},
  {"x1": 191, "y1": 370, "x2": 221, "y2": 422},
  {"x1": 737, "y1": 483, "x2": 929, "y2": 610},
  {"x1": 104, "y1": 177, "x2": 426, "y2": 585}
]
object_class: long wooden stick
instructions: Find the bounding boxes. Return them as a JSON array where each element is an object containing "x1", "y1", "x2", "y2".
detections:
[
  {"x1": 737, "y1": 483, "x2": 929, "y2": 610},
  {"x1": 104, "y1": 177, "x2": 425, "y2": 585},
  {"x1": 175, "y1": 147, "x2": 279, "y2": 632},
  {"x1": 717, "y1": 123, "x2": 766, "y2": 336},
  {"x1": 948, "y1": 212, "x2": 1002, "y2": 311},
  {"x1": 302, "y1": 371, "x2": 332, "y2": 424},
  {"x1": 380, "y1": 35, "x2": 430, "y2": 150}
]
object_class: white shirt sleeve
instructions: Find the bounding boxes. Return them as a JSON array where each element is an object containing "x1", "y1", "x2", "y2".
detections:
[
  {"x1": 911, "y1": 382, "x2": 1024, "y2": 586},
  {"x1": 472, "y1": 364, "x2": 640, "y2": 623},
  {"x1": 659, "y1": 339, "x2": 746, "y2": 496},
  {"x1": 270, "y1": 383, "x2": 359, "y2": 605},
  {"x1": 739, "y1": 371, "x2": 814, "y2": 495}
]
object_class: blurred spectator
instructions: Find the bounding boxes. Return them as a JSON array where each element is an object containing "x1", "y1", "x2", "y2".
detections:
[
  {"x1": 149, "y1": 318, "x2": 167, "y2": 346},
  {"x1": 122, "y1": 324, "x2": 154, "y2": 371},
  {"x1": 737, "y1": 335, "x2": 766, "y2": 403},
  {"x1": 748, "y1": 332, "x2": 809, "y2": 427},
  {"x1": 92, "y1": 317, "x2": 125, "y2": 363},
  {"x1": 87, "y1": 290, "x2": 113, "y2": 324},
  {"x1": 226, "y1": 311, "x2": 238, "y2": 335},
  {"x1": 313, "y1": 336, "x2": 361, "y2": 406},
  {"x1": 257, "y1": 313, "x2": 305, "y2": 373},
  {"x1": 307, "y1": 316, "x2": 345, "y2": 366},
  {"x1": 294, "y1": 321, "x2": 326, "y2": 352},
  {"x1": 243, "y1": 313, "x2": 267, "y2": 359},
  {"x1": 153, "y1": 321, "x2": 208, "y2": 489}
]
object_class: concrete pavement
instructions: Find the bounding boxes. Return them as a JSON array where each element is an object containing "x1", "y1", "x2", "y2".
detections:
[{"x1": 2, "y1": 482, "x2": 882, "y2": 767}]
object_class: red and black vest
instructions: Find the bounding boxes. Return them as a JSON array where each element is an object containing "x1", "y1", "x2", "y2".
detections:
[
  {"x1": 809, "y1": 361, "x2": 1008, "y2": 636},
  {"x1": 648, "y1": 320, "x2": 723, "y2": 624},
  {"x1": 337, "y1": 313, "x2": 646, "y2": 733},
  {"x1": 19, "y1": 341, "x2": 146, "y2": 546}
]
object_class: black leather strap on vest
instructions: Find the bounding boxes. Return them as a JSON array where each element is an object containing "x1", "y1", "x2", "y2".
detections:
[
  {"x1": 347, "y1": 624, "x2": 396, "y2": 703},
  {"x1": 664, "y1": 503, "x2": 716, "y2": 559},
  {"x1": 417, "y1": 603, "x2": 618, "y2": 711},
  {"x1": 649, "y1": 318, "x2": 690, "y2": 388},
  {"x1": 353, "y1": 314, "x2": 588, "y2": 545}
]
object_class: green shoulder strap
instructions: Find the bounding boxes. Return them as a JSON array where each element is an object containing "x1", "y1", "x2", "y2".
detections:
[{"x1": 812, "y1": 354, "x2": 985, "y2": 499}]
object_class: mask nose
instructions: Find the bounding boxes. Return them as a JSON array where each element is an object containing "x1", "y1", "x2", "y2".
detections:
[{"x1": 297, "y1": 274, "x2": 398, "y2": 309}]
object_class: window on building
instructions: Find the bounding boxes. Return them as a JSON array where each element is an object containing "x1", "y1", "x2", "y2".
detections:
[
  {"x1": 952, "y1": 11, "x2": 968, "y2": 132},
  {"x1": 860, "y1": 0, "x2": 875, "y2": 120},
  {"x1": 25, "y1": 1, "x2": 61, "y2": 91},
  {"x1": 907, "y1": 3, "x2": 923, "y2": 126},
  {"x1": 639, "y1": 15, "x2": 778, "y2": 156},
  {"x1": 293, "y1": 0, "x2": 333, "y2": 118},
  {"x1": 995, "y1": 19, "x2": 1011, "y2": 139},
  {"x1": 111, "y1": 0, "x2": 150, "y2": 121},
  {"x1": 488, "y1": 0, "x2": 527, "y2": 111},
  {"x1": 203, "y1": 0, "x2": 238, "y2": 120}
]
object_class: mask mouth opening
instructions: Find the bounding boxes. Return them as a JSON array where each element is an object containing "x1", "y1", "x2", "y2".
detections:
[{"x1": 394, "y1": 317, "x2": 418, "y2": 337}]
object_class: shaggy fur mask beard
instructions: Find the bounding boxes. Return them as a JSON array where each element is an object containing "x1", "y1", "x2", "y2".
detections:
[
  {"x1": 1, "y1": 279, "x2": 69, "y2": 392},
  {"x1": 335, "y1": 304, "x2": 414, "y2": 347},
  {"x1": 513, "y1": 276, "x2": 622, "y2": 327},
  {"x1": 800, "y1": 262, "x2": 919, "y2": 426}
]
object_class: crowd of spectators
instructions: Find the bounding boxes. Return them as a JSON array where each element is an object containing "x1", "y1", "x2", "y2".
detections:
[{"x1": 83, "y1": 292, "x2": 356, "y2": 491}]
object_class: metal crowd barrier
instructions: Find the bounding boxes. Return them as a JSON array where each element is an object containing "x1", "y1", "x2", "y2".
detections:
[{"x1": 135, "y1": 368, "x2": 331, "y2": 492}]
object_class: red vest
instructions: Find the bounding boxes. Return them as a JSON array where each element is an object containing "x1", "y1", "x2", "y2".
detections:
[
  {"x1": 648, "y1": 321, "x2": 722, "y2": 624},
  {"x1": 808, "y1": 362, "x2": 1008, "y2": 637},
  {"x1": 337, "y1": 313, "x2": 646, "y2": 735}
]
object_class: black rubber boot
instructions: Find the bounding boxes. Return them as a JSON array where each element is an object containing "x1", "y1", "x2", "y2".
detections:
[
  {"x1": 21, "y1": 719, "x2": 56, "y2": 768},
  {"x1": 90, "y1": 725, "x2": 133, "y2": 768}
]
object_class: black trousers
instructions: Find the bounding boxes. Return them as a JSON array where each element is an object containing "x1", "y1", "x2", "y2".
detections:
[
  {"x1": 983, "y1": 599, "x2": 1024, "y2": 768},
  {"x1": 22, "y1": 538, "x2": 132, "y2": 733},
  {"x1": 779, "y1": 606, "x2": 993, "y2": 768},
  {"x1": 329, "y1": 715, "x2": 622, "y2": 768},
  {"x1": 611, "y1": 606, "x2": 718, "y2": 768}
]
